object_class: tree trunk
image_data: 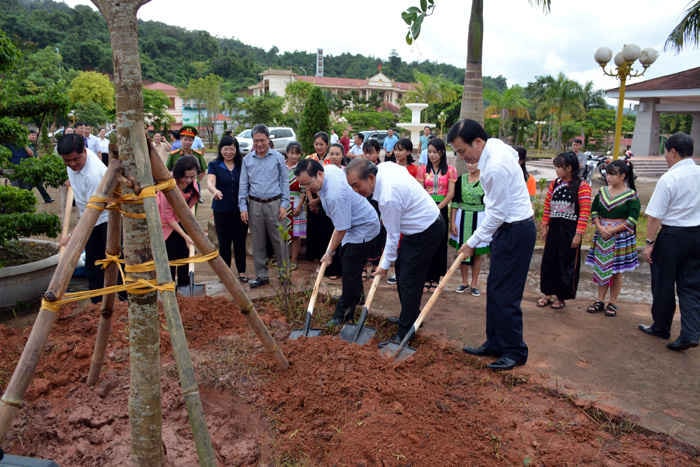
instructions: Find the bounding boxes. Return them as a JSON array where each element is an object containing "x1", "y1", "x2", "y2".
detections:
[
  {"x1": 91, "y1": 1, "x2": 163, "y2": 465},
  {"x1": 460, "y1": 0, "x2": 484, "y2": 123}
]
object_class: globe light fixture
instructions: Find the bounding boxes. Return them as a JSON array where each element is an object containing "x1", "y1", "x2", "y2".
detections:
[{"x1": 594, "y1": 43, "x2": 658, "y2": 159}]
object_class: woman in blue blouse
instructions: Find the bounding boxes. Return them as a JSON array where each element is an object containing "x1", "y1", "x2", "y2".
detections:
[{"x1": 207, "y1": 135, "x2": 247, "y2": 282}]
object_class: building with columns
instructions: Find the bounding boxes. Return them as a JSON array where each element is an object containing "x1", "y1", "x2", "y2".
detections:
[{"x1": 606, "y1": 67, "x2": 700, "y2": 156}]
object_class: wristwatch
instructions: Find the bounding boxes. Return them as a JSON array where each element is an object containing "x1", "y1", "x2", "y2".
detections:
[{"x1": 645, "y1": 239, "x2": 655, "y2": 245}]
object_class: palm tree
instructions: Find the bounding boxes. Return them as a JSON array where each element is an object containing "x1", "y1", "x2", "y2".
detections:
[
  {"x1": 533, "y1": 73, "x2": 584, "y2": 150},
  {"x1": 665, "y1": 0, "x2": 700, "y2": 51},
  {"x1": 403, "y1": 0, "x2": 551, "y2": 123},
  {"x1": 484, "y1": 85, "x2": 530, "y2": 140}
]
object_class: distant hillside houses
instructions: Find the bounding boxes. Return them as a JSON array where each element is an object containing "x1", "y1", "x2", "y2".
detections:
[{"x1": 249, "y1": 69, "x2": 416, "y2": 112}]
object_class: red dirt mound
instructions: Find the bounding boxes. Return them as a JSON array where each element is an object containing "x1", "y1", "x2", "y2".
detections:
[{"x1": 1, "y1": 296, "x2": 698, "y2": 465}]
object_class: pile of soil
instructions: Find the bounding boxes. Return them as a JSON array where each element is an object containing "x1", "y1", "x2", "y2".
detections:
[{"x1": 1, "y1": 296, "x2": 698, "y2": 465}]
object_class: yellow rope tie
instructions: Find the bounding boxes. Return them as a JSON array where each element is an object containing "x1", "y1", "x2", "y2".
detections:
[
  {"x1": 40, "y1": 279, "x2": 176, "y2": 314},
  {"x1": 124, "y1": 249, "x2": 219, "y2": 273}
]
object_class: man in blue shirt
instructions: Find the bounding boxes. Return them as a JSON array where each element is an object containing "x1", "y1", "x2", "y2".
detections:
[
  {"x1": 295, "y1": 159, "x2": 381, "y2": 325},
  {"x1": 382, "y1": 128, "x2": 398, "y2": 160},
  {"x1": 239, "y1": 124, "x2": 291, "y2": 288}
]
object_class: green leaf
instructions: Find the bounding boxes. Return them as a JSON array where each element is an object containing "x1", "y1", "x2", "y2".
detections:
[
  {"x1": 405, "y1": 32, "x2": 414, "y2": 45},
  {"x1": 420, "y1": 0, "x2": 428, "y2": 12},
  {"x1": 411, "y1": 15, "x2": 425, "y2": 41}
]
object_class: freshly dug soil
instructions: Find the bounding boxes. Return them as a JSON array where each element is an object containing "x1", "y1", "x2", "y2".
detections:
[
  {"x1": 0, "y1": 240, "x2": 58, "y2": 267},
  {"x1": 0, "y1": 296, "x2": 698, "y2": 465}
]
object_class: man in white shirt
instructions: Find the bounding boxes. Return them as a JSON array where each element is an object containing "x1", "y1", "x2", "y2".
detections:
[
  {"x1": 639, "y1": 132, "x2": 700, "y2": 351},
  {"x1": 57, "y1": 133, "x2": 109, "y2": 303},
  {"x1": 347, "y1": 133, "x2": 365, "y2": 159},
  {"x1": 295, "y1": 160, "x2": 381, "y2": 325},
  {"x1": 346, "y1": 158, "x2": 445, "y2": 347},
  {"x1": 448, "y1": 119, "x2": 535, "y2": 371}
]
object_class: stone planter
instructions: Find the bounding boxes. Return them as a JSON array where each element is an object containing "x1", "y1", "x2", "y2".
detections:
[{"x1": 0, "y1": 239, "x2": 59, "y2": 309}]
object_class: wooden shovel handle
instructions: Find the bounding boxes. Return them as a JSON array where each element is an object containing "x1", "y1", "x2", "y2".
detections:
[
  {"x1": 362, "y1": 253, "x2": 385, "y2": 310},
  {"x1": 59, "y1": 186, "x2": 73, "y2": 256},
  {"x1": 187, "y1": 204, "x2": 196, "y2": 273},
  {"x1": 412, "y1": 252, "x2": 466, "y2": 332},
  {"x1": 307, "y1": 261, "x2": 328, "y2": 315}
]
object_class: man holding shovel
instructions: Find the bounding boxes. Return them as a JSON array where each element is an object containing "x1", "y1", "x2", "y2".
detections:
[
  {"x1": 295, "y1": 159, "x2": 381, "y2": 326},
  {"x1": 345, "y1": 159, "x2": 445, "y2": 347},
  {"x1": 447, "y1": 119, "x2": 536, "y2": 371}
]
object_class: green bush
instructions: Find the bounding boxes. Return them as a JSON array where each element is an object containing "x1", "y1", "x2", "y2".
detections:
[
  {"x1": 0, "y1": 185, "x2": 59, "y2": 246},
  {"x1": 344, "y1": 111, "x2": 395, "y2": 132},
  {"x1": 11, "y1": 154, "x2": 67, "y2": 188},
  {"x1": 297, "y1": 87, "x2": 329, "y2": 153}
]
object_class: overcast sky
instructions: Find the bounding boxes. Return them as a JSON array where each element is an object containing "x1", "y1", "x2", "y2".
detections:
[{"x1": 64, "y1": 0, "x2": 699, "y2": 92}]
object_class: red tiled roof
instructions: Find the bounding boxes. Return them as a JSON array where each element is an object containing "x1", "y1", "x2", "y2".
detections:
[
  {"x1": 296, "y1": 75, "x2": 414, "y2": 90},
  {"x1": 144, "y1": 81, "x2": 179, "y2": 92},
  {"x1": 608, "y1": 66, "x2": 700, "y2": 92}
]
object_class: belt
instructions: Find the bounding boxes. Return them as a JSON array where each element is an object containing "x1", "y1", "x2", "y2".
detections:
[
  {"x1": 249, "y1": 194, "x2": 281, "y2": 203},
  {"x1": 502, "y1": 216, "x2": 534, "y2": 227}
]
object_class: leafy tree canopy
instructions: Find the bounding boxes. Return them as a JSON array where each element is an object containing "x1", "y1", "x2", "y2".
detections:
[{"x1": 68, "y1": 70, "x2": 115, "y2": 112}]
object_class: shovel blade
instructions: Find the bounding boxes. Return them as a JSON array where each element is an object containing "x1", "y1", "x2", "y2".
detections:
[
  {"x1": 177, "y1": 284, "x2": 206, "y2": 297},
  {"x1": 339, "y1": 324, "x2": 376, "y2": 345},
  {"x1": 288, "y1": 328, "x2": 323, "y2": 340},
  {"x1": 379, "y1": 343, "x2": 416, "y2": 361}
]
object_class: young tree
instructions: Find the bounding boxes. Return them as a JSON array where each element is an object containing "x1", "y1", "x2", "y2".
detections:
[
  {"x1": 182, "y1": 73, "x2": 223, "y2": 145},
  {"x1": 297, "y1": 86, "x2": 329, "y2": 153},
  {"x1": 239, "y1": 94, "x2": 285, "y2": 127}
]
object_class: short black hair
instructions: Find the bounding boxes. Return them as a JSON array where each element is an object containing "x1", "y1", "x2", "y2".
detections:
[
  {"x1": 362, "y1": 139, "x2": 380, "y2": 154},
  {"x1": 574, "y1": 138, "x2": 583, "y2": 145},
  {"x1": 56, "y1": 134, "x2": 85, "y2": 156},
  {"x1": 665, "y1": 132, "x2": 694, "y2": 158},
  {"x1": 355, "y1": 132, "x2": 365, "y2": 141},
  {"x1": 252, "y1": 124, "x2": 269, "y2": 138},
  {"x1": 346, "y1": 158, "x2": 377, "y2": 180},
  {"x1": 294, "y1": 158, "x2": 324, "y2": 178},
  {"x1": 446, "y1": 119, "x2": 488, "y2": 144}
]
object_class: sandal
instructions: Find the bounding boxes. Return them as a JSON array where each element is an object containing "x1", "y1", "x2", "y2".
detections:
[
  {"x1": 587, "y1": 300, "x2": 605, "y2": 313},
  {"x1": 238, "y1": 275, "x2": 248, "y2": 283},
  {"x1": 536, "y1": 296, "x2": 553, "y2": 307},
  {"x1": 605, "y1": 303, "x2": 618, "y2": 317},
  {"x1": 551, "y1": 300, "x2": 566, "y2": 310}
]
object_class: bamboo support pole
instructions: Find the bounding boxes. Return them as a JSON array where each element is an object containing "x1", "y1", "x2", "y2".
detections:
[
  {"x1": 0, "y1": 162, "x2": 122, "y2": 442},
  {"x1": 150, "y1": 151, "x2": 290, "y2": 370},
  {"x1": 87, "y1": 208, "x2": 123, "y2": 386}
]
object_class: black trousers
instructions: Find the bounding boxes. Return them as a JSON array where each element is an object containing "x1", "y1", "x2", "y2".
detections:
[
  {"x1": 650, "y1": 225, "x2": 700, "y2": 342},
  {"x1": 540, "y1": 218, "x2": 580, "y2": 301},
  {"x1": 333, "y1": 234, "x2": 383, "y2": 321},
  {"x1": 166, "y1": 228, "x2": 190, "y2": 287},
  {"x1": 85, "y1": 222, "x2": 108, "y2": 304},
  {"x1": 214, "y1": 210, "x2": 247, "y2": 275},
  {"x1": 395, "y1": 216, "x2": 445, "y2": 338},
  {"x1": 485, "y1": 218, "x2": 535, "y2": 362},
  {"x1": 426, "y1": 205, "x2": 449, "y2": 282}
]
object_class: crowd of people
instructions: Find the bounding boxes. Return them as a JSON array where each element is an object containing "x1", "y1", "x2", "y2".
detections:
[{"x1": 45, "y1": 120, "x2": 699, "y2": 370}]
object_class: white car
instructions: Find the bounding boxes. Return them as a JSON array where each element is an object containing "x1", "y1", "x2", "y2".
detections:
[{"x1": 236, "y1": 127, "x2": 296, "y2": 155}]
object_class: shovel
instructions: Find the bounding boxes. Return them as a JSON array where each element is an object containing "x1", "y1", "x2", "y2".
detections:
[
  {"x1": 177, "y1": 205, "x2": 206, "y2": 296},
  {"x1": 177, "y1": 243, "x2": 206, "y2": 296},
  {"x1": 289, "y1": 261, "x2": 326, "y2": 339},
  {"x1": 381, "y1": 252, "x2": 466, "y2": 361},
  {"x1": 339, "y1": 267, "x2": 382, "y2": 345}
]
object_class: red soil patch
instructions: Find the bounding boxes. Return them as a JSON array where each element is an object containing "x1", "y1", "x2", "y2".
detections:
[{"x1": 1, "y1": 296, "x2": 698, "y2": 465}]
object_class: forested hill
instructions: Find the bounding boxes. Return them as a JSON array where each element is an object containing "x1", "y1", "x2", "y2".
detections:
[{"x1": 1, "y1": 0, "x2": 478, "y2": 91}]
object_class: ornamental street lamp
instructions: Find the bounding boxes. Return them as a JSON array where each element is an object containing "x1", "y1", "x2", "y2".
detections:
[
  {"x1": 534, "y1": 120, "x2": 546, "y2": 151},
  {"x1": 594, "y1": 44, "x2": 658, "y2": 159}
]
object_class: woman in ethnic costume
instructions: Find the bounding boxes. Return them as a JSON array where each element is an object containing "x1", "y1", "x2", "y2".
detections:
[
  {"x1": 585, "y1": 160, "x2": 640, "y2": 316},
  {"x1": 537, "y1": 152, "x2": 592, "y2": 310},
  {"x1": 285, "y1": 142, "x2": 306, "y2": 269},
  {"x1": 449, "y1": 160, "x2": 489, "y2": 296},
  {"x1": 416, "y1": 137, "x2": 457, "y2": 291}
]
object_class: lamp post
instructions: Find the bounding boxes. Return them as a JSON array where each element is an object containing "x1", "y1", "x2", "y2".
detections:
[
  {"x1": 438, "y1": 111, "x2": 446, "y2": 137},
  {"x1": 534, "y1": 120, "x2": 546, "y2": 151},
  {"x1": 594, "y1": 44, "x2": 658, "y2": 159}
]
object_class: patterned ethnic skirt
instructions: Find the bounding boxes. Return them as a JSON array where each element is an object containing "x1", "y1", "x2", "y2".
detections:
[{"x1": 585, "y1": 218, "x2": 639, "y2": 286}]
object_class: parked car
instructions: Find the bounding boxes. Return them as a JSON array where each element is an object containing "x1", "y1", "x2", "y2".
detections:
[
  {"x1": 359, "y1": 130, "x2": 389, "y2": 147},
  {"x1": 236, "y1": 127, "x2": 297, "y2": 155}
]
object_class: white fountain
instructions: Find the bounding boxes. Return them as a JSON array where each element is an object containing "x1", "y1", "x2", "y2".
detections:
[{"x1": 397, "y1": 103, "x2": 435, "y2": 150}]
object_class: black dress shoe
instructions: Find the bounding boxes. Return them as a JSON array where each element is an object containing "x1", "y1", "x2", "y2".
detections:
[
  {"x1": 386, "y1": 316, "x2": 400, "y2": 325},
  {"x1": 666, "y1": 337, "x2": 699, "y2": 352},
  {"x1": 487, "y1": 356, "x2": 524, "y2": 371},
  {"x1": 378, "y1": 333, "x2": 403, "y2": 348},
  {"x1": 463, "y1": 344, "x2": 501, "y2": 357},
  {"x1": 638, "y1": 324, "x2": 670, "y2": 339},
  {"x1": 248, "y1": 277, "x2": 270, "y2": 288}
]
